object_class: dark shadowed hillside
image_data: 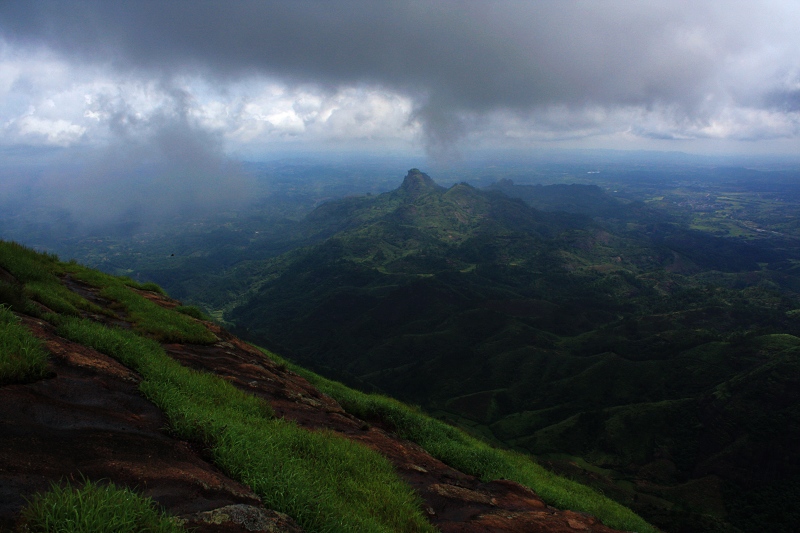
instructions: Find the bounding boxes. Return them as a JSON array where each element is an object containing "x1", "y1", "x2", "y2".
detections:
[
  {"x1": 0, "y1": 241, "x2": 651, "y2": 532},
  {"x1": 221, "y1": 170, "x2": 800, "y2": 533}
]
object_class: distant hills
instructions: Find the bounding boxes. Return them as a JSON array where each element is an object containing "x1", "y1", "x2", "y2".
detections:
[{"x1": 218, "y1": 169, "x2": 800, "y2": 532}]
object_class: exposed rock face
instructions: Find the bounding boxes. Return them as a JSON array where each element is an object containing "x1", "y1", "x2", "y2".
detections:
[
  {"x1": 0, "y1": 276, "x2": 624, "y2": 532},
  {"x1": 177, "y1": 505, "x2": 302, "y2": 532}
]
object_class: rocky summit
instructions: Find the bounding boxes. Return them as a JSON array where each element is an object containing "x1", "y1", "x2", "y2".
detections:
[{"x1": 399, "y1": 168, "x2": 445, "y2": 199}]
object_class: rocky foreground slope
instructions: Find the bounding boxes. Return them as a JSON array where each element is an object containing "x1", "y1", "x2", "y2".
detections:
[{"x1": 0, "y1": 264, "x2": 632, "y2": 532}]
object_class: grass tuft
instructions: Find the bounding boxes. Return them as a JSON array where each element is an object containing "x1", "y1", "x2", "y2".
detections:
[
  {"x1": 21, "y1": 478, "x2": 183, "y2": 533},
  {"x1": 174, "y1": 305, "x2": 208, "y2": 321},
  {"x1": 0, "y1": 305, "x2": 49, "y2": 385},
  {"x1": 122, "y1": 278, "x2": 168, "y2": 295}
]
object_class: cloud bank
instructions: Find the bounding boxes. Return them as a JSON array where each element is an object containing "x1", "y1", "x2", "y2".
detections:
[
  {"x1": 1, "y1": 1, "x2": 800, "y2": 230},
  {"x1": 3, "y1": 1, "x2": 800, "y2": 154}
]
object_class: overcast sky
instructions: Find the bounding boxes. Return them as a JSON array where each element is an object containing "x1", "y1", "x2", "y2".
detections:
[
  {"x1": 2, "y1": 1, "x2": 800, "y2": 230},
  {"x1": 3, "y1": 0, "x2": 800, "y2": 158}
]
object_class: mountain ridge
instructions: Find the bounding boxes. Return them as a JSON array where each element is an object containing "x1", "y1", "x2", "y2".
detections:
[{"x1": 217, "y1": 171, "x2": 800, "y2": 532}]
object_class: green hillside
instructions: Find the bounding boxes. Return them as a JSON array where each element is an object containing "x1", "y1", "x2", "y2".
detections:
[
  {"x1": 220, "y1": 170, "x2": 800, "y2": 532},
  {"x1": 0, "y1": 240, "x2": 654, "y2": 532}
]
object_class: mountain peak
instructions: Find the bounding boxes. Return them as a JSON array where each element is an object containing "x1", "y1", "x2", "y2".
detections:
[{"x1": 399, "y1": 168, "x2": 441, "y2": 198}]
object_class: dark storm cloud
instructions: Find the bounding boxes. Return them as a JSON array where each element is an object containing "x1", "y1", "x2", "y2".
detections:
[
  {"x1": 2, "y1": 0, "x2": 789, "y2": 149},
  {"x1": 0, "y1": 2, "x2": 711, "y2": 104}
]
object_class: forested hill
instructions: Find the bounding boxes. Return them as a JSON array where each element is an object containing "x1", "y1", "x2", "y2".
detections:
[{"x1": 220, "y1": 169, "x2": 800, "y2": 533}]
